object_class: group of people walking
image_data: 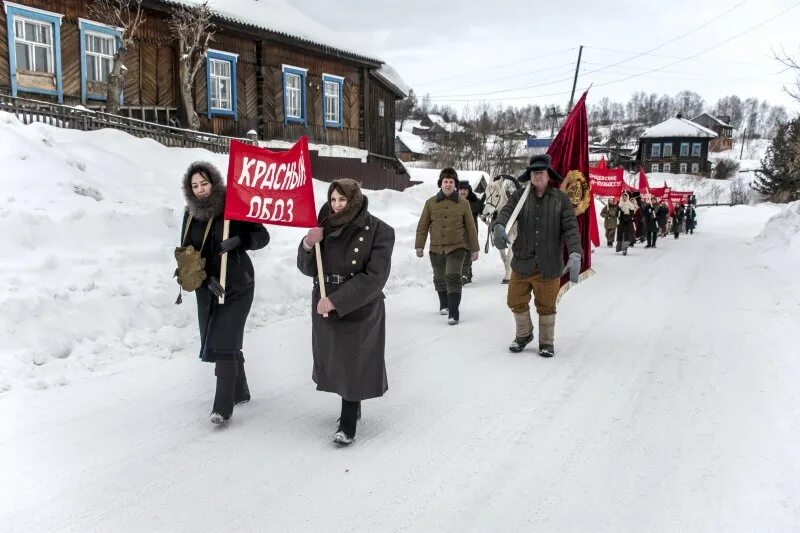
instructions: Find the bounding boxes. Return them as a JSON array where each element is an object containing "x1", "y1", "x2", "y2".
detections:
[
  {"x1": 178, "y1": 162, "x2": 394, "y2": 446},
  {"x1": 600, "y1": 193, "x2": 697, "y2": 254}
]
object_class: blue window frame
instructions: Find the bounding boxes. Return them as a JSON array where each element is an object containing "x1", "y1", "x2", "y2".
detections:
[
  {"x1": 4, "y1": 2, "x2": 64, "y2": 102},
  {"x1": 205, "y1": 50, "x2": 238, "y2": 118},
  {"x1": 322, "y1": 73, "x2": 343, "y2": 129},
  {"x1": 662, "y1": 143, "x2": 672, "y2": 157},
  {"x1": 680, "y1": 142, "x2": 690, "y2": 157},
  {"x1": 692, "y1": 142, "x2": 702, "y2": 157},
  {"x1": 650, "y1": 143, "x2": 661, "y2": 157},
  {"x1": 78, "y1": 19, "x2": 121, "y2": 103},
  {"x1": 282, "y1": 65, "x2": 307, "y2": 125}
]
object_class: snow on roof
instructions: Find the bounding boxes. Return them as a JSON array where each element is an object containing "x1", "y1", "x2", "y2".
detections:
[
  {"x1": 641, "y1": 117, "x2": 718, "y2": 139},
  {"x1": 374, "y1": 64, "x2": 409, "y2": 97},
  {"x1": 396, "y1": 131, "x2": 433, "y2": 155},
  {"x1": 396, "y1": 119, "x2": 423, "y2": 134},
  {"x1": 161, "y1": 0, "x2": 382, "y2": 63},
  {"x1": 692, "y1": 113, "x2": 733, "y2": 128}
]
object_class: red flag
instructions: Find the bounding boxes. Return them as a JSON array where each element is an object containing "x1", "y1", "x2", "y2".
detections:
[
  {"x1": 638, "y1": 168, "x2": 651, "y2": 194},
  {"x1": 589, "y1": 163, "x2": 625, "y2": 197},
  {"x1": 546, "y1": 91, "x2": 598, "y2": 286},
  {"x1": 224, "y1": 137, "x2": 317, "y2": 228},
  {"x1": 597, "y1": 156, "x2": 607, "y2": 170}
]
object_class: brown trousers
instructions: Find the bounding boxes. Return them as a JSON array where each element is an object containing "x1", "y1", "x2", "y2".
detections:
[{"x1": 506, "y1": 269, "x2": 560, "y2": 315}]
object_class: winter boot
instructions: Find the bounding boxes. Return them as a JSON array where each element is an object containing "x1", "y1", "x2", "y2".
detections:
[
  {"x1": 234, "y1": 351, "x2": 250, "y2": 405},
  {"x1": 538, "y1": 314, "x2": 556, "y2": 358},
  {"x1": 211, "y1": 359, "x2": 238, "y2": 424},
  {"x1": 437, "y1": 291, "x2": 449, "y2": 316},
  {"x1": 447, "y1": 293, "x2": 461, "y2": 325},
  {"x1": 334, "y1": 399, "x2": 360, "y2": 446},
  {"x1": 509, "y1": 311, "x2": 534, "y2": 353}
]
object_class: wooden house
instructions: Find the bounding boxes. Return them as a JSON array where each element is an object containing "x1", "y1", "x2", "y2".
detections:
[
  {"x1": 637, "y1": 114, "x2": 717, "y2": 176},
  {"x1": 691, "y1": 113, "x2": 735, "y2": 152},
  {"x1": 0, "y1": 0, "x2": 408, "y2": 164}
]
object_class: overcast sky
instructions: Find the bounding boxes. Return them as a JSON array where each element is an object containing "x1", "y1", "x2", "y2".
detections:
[{"x1": 287, "y1": 0, "x2": 800, "y2": 114}]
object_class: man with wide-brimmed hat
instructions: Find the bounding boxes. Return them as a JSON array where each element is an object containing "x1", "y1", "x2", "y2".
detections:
[{"x1": 491, "y1": 154, "x2": 582, "y2": 357}]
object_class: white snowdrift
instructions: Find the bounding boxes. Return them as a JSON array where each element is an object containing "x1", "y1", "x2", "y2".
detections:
[
  {"x1": 755, "y1": 200, "x2": 800, "y2": 263},
  {"x1": 0, "y1": 112, "x2": 464, "y2": 393}
]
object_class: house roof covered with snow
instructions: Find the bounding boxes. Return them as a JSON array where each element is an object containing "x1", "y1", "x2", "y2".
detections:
[
  {"x1": 640, "y1": 117, "x2": 718, "y2": 139},
  {"x1": 373, "y1": 64, "x2": 409, "y2": 97},
  {"x1": 396, "y1": 131, "x2": 433, "y2": 155},
  {"x1": 159, "y1": 0, "x2": 382, "y2": 64}
]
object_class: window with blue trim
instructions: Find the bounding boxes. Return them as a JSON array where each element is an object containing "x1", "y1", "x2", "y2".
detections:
[
  {"x1": 78, "y1": 19, "x2": 121, "y2": 102},
  {"x1": 692, "y1": 142, "x2": 702, "y2": 157},
  {"x1": 205, "y1": 50, "x2": 238, "y2": 118},
  {"x1": 4, "y1": 2, "x2": 64, "y2": 102},
  {"x1": 650, "y1": 143, "x2": 661, "y2": 157},
  {"x1": 322, "y1": 74, "x2": 343, "y2": 128},
  {"x1": 283, "y1": 65, "x2": 306, "y2": 124}
]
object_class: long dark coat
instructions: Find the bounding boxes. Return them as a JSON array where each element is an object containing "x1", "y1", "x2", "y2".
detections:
[
  {"x1": 182, "y1": 213, "x2": 270, "y2": 362},
  {"x1": 686, "y1": 207, "x2": 697, "y2": 230},
  {"x1": 297, "y1": 199, "x2": 395, "y2": 401},
  {"x1": 642, "y1": 204, "x2": 659, "y2": 232}
]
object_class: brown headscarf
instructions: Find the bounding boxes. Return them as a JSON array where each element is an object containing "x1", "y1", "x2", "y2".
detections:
[{"x1": 323, "y1": 178, "x2": 365, "y2": 229}]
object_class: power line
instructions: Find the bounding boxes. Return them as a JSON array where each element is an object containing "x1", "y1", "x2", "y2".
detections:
[
  {"x1": 425, "y1": 1, "x2": 747, "y2": 100},
  {"x1": 585, "y1": 46, "x2": 777, "y2": 66},
  {"x1": 415, "y1": 47, "x2": 576, "y2": 87},
  {"x1": 428, "y1": 2, "x2": 799, "y2": 104}
]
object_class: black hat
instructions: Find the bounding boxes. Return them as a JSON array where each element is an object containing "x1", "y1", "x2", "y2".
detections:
[
  {"x1": 518, "y1": 154, "x2": 563, "y2": 184},
  {"x1": 437, "y1": 167, "x2": 460, "y2": 188},
  {"x1": 457, "y1": 181, "x2": 478, "y2": 201}
]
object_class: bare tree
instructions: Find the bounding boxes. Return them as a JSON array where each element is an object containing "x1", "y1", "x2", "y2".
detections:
[
  {"x1": 775, "y1": 47, "x2": 800, "y2": 103},
  {"x1": 395, "y1": 88, "x2": 417, "y2": 132},
  {"x1": 170, "y1": 1, "x2": 215, "y2": 130},
  {"x1": 729, "y1": 176, "x2": 752, "y2": 205},
  {"x1": 89, "y1": 0, "x2": 146, "y2": 114}
]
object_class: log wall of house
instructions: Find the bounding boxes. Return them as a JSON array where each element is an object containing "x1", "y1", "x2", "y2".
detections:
[{"x1": 367, "y1": 76, "x2": 396, "y2": 157}]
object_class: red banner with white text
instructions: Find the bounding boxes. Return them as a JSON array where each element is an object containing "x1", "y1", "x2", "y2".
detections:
[
  {"x1": 223, "y1": 137, "x2": 318, "y2": 228},
  {"x1": 589, "y1": 166, "x2": 625, "y2": 197}
]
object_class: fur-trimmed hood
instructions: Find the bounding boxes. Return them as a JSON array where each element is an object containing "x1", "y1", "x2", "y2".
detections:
[{"x1": 182, "y1": 161, "x2": 226, "y2": 221}]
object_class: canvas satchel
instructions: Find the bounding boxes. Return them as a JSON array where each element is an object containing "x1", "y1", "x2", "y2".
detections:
[{"x1": 174, "y1": 216, "x2": 214, "y2": 304}]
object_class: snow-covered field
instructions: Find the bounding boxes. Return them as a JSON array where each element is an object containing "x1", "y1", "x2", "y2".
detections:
[{"x1": 2, "y1": 115, "x2": 800, "y2": 531}]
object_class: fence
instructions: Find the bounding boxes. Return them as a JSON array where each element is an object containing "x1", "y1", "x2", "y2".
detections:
[{"x1": 0, "y1": 93, "x2": 417, "y2": 191}]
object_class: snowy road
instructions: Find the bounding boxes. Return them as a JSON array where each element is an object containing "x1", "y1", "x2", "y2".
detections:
[{"x1": 3, "y1": 205, "x2": 800, "y2": 531}]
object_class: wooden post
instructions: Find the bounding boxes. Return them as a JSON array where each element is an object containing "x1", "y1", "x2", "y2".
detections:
[
  {"x1": 218, "y1": 219, "x2": 230, "y2": 304},
  {"x1": 314, "y1": 242, "x2": 328, "y2": 318}
]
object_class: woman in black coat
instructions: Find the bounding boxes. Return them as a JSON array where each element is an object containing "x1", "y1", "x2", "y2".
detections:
[
  {"x1": 181, "y1": 161, "x2": 270, "y2": 424},
  {"x1": 297, "y1": 179, "x2": 395, "y2": 446}
]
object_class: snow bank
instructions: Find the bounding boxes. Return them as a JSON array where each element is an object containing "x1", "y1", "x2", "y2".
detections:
[
  {"x1": 754, "y1": 201, "x2": 800, "y2": 265},
  {"x1": 0, "y1": 112, "x2": 439, "y2": 393}
]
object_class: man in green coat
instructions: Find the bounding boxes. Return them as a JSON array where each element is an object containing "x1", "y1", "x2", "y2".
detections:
[
  {"x1": 600, "y1": 198, "x2": 619, "y2": 247},
  {"x1": 415, "y1": 168, "x2": 480, "y2": 325}
]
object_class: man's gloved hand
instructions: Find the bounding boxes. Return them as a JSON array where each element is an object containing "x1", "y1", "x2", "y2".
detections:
[
  {"x1": 219, "y1": 236, "x2": 241, "y2": 255},
  {"x1": 562, "y1": 252, "x2": 582, "y2": 284},
  {"x1": 206, "y1": 276, "x2": 226, "y2": 298},
  {"x1": 415, "y1": 248, "x2": 424, "y2": 258},
  {"x1": 493, "y1": 224, "x2": 511, "y2": 250}
]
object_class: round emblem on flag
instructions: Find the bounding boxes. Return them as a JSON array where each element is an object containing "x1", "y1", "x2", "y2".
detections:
[{"x1": 560, "y1": 170, "x2": 590, "y2": 215}]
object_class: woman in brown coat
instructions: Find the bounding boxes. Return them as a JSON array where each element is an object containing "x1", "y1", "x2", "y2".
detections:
[{"x1": 297, "y1": 179, "x2": 395, "y2": 446}]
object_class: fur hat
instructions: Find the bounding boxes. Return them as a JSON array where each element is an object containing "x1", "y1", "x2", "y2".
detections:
[
  {"x1": 323, "y1": 178, "x2": 365, "y2": 229},
  {"x1": 457, "y1": 181, "x2": 478, "y2": 201},
  {"x1": 182, "y1": 161, "x2": 226, "y2": 221},
  {"x1": 437, "y1": 167, "x2": 460, "y2": 188},
  {"x1": 517, "y1": 154, "x2": 563, "y2": 184}
]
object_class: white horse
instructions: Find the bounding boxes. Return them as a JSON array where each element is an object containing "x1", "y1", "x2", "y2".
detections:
[{"x1": 481, "y1": 177, "x2": 519, "y2": 284}]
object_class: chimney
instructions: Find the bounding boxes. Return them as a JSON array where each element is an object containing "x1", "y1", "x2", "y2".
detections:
[{"x1": 676, "y1": 112, "x2": 683, "y2": 119}]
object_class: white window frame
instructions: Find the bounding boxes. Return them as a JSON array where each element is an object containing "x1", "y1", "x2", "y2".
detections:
[
  {"x1": 662, "y1": 143, "x2": 672, "y2": 157},
  {"x1": 692, "y1": 142, "x2": 702, "y2": 157},
  {"x1": 285, "y1": 72, "x2": 302, "y2": 120},
  {"x1": 691, "y1": 163, "x2": 700, "y2": 174},
  {"x1": 663, "y1": 163, "x2": 671, "y2": 173},
  {"x1": 680, "y1": 143, "x2": 689, "y2": 157},
  {"x1": 650, "y1": 143, "x2": 661, "y2": 157},
  {"x1": 680, "y1": 163, "x2": 687, "y2": 174},
  {"x1": 208, "y1": 57, "x2": 232, "y2": 111},
  {"x1": 378, "y1": 99, "x2": 385, "y2": 118},
  {"x1": 84, "y1": 30, "x2": 115, "y2": 83},
  {"x1": 324, "y1": 80, "x2": 340, "y2": 123},
  {"x1": 13, "y1": 15, "x2": 54, "y2": 73},
  {"x1": 651, "y1": 163, "x2": 659, "y2": 173}
]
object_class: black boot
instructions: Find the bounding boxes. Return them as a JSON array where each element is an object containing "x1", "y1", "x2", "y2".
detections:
[
  {"x1": 437, "y1": 291, "x2": 448, "y2": 316},
  {"x1": 447, "y1": 293, "x2": 461, "y2": 325},
  {"x1": 234, "y1": 351, "x2": 250, "y2": 405},
  {"x1": 211, "y1": 359, "x2": 237, "y2": 424},
  {"x1": 538, "y1": 344, "x2": 555, "y2": 358},
  {"x1": 334, "y1": 398, "x2": 360, "y2": 445}
]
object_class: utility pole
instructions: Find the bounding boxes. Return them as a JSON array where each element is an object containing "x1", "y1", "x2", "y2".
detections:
[
  {"x1": 739, "y1": 126, "x2": 747, "y2": 159},
  {"x1": 567, "y1": 45, "x2": 584, "y2": 112},
  {"x1": 545, "y1": 106, "x2": 564, "y2": 140}
]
